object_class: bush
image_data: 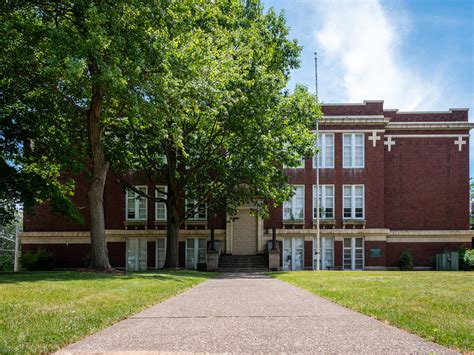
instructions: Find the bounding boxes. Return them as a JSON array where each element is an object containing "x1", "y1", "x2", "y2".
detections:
[
  {"x1": 463, "y1": 249, "x2": 474, "y2": 270},
  {"x1": 21, "y1": 248, "x2": 55, "y2": 271},
  {"x1": 458, "y1": 245, "x2": 474, "y2": 271},
  {"x1": 400, "y1": 250, "x2": 414, "y2": 271}
]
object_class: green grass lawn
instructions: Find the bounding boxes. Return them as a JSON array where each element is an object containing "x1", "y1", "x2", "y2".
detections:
[
  {"x1": 271, "y1": 271, "x2": 474, "y2": 352},
  {"x1": 0, "y1": 270, "x2": 212, "y2": 353}
]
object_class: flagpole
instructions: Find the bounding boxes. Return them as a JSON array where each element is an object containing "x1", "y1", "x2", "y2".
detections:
[{"x1": 315, "y1": 52, "x2": 321, "y2": 271}]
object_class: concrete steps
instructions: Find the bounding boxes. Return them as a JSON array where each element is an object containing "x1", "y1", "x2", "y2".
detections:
[{"x1": 217, "y1": 254, "x2": 268, "y2": 272}]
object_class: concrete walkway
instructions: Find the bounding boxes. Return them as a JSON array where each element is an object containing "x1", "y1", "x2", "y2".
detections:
[{"x1": 63, "y1": 273, "x2": 456, "y2": 353}]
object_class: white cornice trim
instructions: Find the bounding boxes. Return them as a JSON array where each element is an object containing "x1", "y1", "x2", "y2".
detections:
[
  {"x1": 388, "y1": 108, "x2": 469, "y2": 114},
  {"x1": 317, "y1": 129, "x2": 386, "y2": 133},
  {"x1": 387, "y1": 121, "x2": 474, "y2": 130},
  {"x1": 321, "y1": 116, "x2": 390, "y2": 125},
  {"x1": 386, "y1": 134, "x2": 469, "y2": 138},
  {"x1": 323, "y1": 100, "x2": 384, "y2": 106}
]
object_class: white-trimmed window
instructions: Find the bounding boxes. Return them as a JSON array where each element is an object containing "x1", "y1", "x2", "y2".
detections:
[
  {"x1": 343, "y1": 185, "x2": 364, "y2": 219},
  {"x1": 155, "y1": 186, "x2": 167, "y2": 221},
  {"x1": 156, "y1": 238, "x2": 166, "y2": 269},
  {"x1": 283, "y1": 185, "x2": 305, "y2": 220},
  {"x1": 343, "y1": 237, "x2": 364, "y2": 270},
  {"x1": 186, "y1": 199, "x2": 207, "y2": 221},
  {"x1": 313, "y1": 185, "x2": 334, "y2": 219},
  {"x1": 126, "y1": 186, "x2": 147, "y2": 220},
  {"x1": 343, "y1": 133, "x2": 364, "y2": 168},
  {"x1": 314, "y1": 237, "x2": 334, "y2": 270},
  {"x1": 314, "y1": 133, "x2": 334, "y2": 168}
]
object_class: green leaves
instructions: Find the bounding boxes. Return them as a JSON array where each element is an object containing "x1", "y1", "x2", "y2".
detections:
[{"x1": 108, "y1": 0, "x2": 321, "y2": 219}]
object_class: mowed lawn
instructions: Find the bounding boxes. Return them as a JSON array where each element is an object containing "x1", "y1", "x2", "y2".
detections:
[
  {"x1": 271, "y1": 271, "x2": 474, "y2": 352},
  {"x1": 0, "y1": 270, "x2": 212, "y2": 353}
]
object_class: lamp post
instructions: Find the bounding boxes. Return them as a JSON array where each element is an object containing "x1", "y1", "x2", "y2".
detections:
[{"x1": 314, "y1": 52, "x2": 321, "y2": 271}]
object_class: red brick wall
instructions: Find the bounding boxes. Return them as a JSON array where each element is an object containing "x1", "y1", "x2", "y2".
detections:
[
  {"x1": 22, "y1": 242, "x2": 126, "y2": 268},
  {"x1": 25, "y1": 172, "x2": 227, "y2": 231},
  {"x1": 304, "y1": 240, "x2": 313, "y2": 268},
  {"x1": 334, "y1": 241, "x2": 343, "y2": 268},
  {"x1": 386, "y1": 242, "x2": 469, "y2": 267},
  {"x1": 265, "y1": 128, "x2": 386, "y2": 229},
  {"x1": 384, "y1": 137, "x2": 469, "y2": 230},
  {"x1": 365, "y1": 241, "x2": 387, "y2": 267}
]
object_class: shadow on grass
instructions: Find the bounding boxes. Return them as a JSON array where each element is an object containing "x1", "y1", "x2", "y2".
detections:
[{"x1": 0, "y1": 270, "x2": 212, "y2": 284}]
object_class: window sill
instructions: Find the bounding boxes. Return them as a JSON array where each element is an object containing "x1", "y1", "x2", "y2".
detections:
[
  {"x1": 124, "y1": 220, "x2": 148, "y2": 230},
  {"x1": 185, "y1": 220, "x2": 208, "y2": 229},
  {"x1": 342, "y1": 219, "x2": 366, "y2": 229},
  {"x1": 185, "y1": 220, "x2": 207, "y2": 224},
  {"x1": 283, "y1": 220, "x2": 305, "y2": 225},
  {"x1": 313, "y1": 219, "x2": 335, "y2": 224}
]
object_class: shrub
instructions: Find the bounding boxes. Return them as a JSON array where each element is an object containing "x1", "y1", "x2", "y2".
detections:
[
  {"x1": 400, "y1": 250, "x2": 414, "y2": 271},
  {"x1": 21, "y1": 248, "x2": 55, "y2": 271},
  {"x1": 463, "y1": 249, "x2": 474, "y2": 271}
]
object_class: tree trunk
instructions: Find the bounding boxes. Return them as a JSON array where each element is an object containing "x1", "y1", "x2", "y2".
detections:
[
  {"x1": 164, "y1": 146, "x2": 180, "y2": 268},
  {"x1": 165, "y1": 196, "x2": 181, "y2": 268},
  {"x1": 87, "y1": 68, "x2": 111, "y2": 269}
]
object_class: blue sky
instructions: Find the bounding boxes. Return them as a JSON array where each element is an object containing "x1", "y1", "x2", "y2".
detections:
[{"x1": 263, "y1": 0, "x2": 474, "y2": 175}]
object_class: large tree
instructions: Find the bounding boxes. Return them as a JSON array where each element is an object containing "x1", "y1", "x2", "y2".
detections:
[
  {"x1": 0, "y1": 0, "x2": 189, "y2": 268},
  {"x1": 108, "y1": 2, "x2": 321, "y2": 267}
]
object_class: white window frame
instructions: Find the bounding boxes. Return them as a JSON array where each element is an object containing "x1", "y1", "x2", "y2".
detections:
[
  {"x1": 313, "y1": 237, "x2": 334, "y2": 270},
  {"x1": 312, "y1": 184, "x2": 335, "y2": 220},
  {"x1": 155, "y1": 185, "x2": 167, "y2": 221},
  {"x1": 125, "y1": 186, "x2": 148, "y2": 221},
  {"x1": 185, "y1": 238, "x2": 207, "y2": 269},
  {"x1": 343, "y1": 185, "x2": 365, "y2": 220},
  {"x1": 282, "y1": 237, "x2": 304, "y2": 271},
  {"x1": 156, "y1": 238, "x2": 166, "y2": 269},
  {"x1": 343, "y1": 237, "x2": 364, "y2": 270},
  {"x1": 343, "y1": 133, "x2": 365, "y2": 168},
  {"x1": 283, "y1": 185, "x2": 305, "y2": 221},
  {"x1": 313, "y1": 133, "x2": 334, "y2": 169},
  {"x1": 186, "y1": 199, "x2": 207, "y2": 221}
]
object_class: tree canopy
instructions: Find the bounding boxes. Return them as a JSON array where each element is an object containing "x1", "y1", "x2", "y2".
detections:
[
  {"x1": 106, "y1": 2, "x2": 321, "y2": 267},
  {"x1": 1, "y1": 0, "x2": 320, "y2": 268}
]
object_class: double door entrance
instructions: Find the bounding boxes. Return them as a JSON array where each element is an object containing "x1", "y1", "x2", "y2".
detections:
[{"x1": 282, "y1": 237, "x2": 304, "y2": 271}]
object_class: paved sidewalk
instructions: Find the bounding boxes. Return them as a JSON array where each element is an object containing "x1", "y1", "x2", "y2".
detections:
[{"x1": 63, "y1": 273, "x2": 456, "y2": 353}]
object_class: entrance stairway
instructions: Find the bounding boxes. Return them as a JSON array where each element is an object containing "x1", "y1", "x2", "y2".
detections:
[{"x1": 217, "y1": 254, "x2": 269, "y2": 272}]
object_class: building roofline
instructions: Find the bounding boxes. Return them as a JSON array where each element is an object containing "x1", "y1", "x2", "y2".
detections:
[
  {"x1": 386, "y1": 121, "x2": 474, "y2": 130},
  {"x1": 385, "y1": 108, "x2": 469, "y2": 114},
  {"x1": 322, "y1": 100, "x2": 384, "y2": 106}
]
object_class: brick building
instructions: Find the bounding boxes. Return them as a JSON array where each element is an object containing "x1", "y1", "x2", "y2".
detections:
[{"x1": 21, "y1": 100, "x2": 473, "y2": 270}]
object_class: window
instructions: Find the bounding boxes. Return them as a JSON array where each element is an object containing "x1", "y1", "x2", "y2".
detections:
[
  {"x1": 186, "y1": 199, "x2": 207, "y2": 221},
  {"x1": 343, "y1": 133, "x2": 364, "y2": 168},
  {"x1": 313, "y1": 185, "x2": 334, "y2": 219},
  {"x1": 314, "y1": 237, "x2": 334, "y2": 270},
  {"x1": 126, "y1": 186, "x2": 147, "y2": 220},
  {"x1": 343, "y1": 185, "x2": 364, "y2": 219},
  {"x1": 314, "y1": 133, "x2": 334, "y2": 168},
  {"x1": 186, "y1": 238, "x2": 207, "y2": 269},
  {"x1": 156, "y1": 238, "x2": 166, "y2": 269},
  {"x1": 283, "y1": 237, "x2": 304, "y2": 271},
  {"x1": 155, "y1": 186, "x2": 167, "y2": 221},
  {"x1": 343, "y1": 237, "x2": 364, "y2": 270},
  {"x1": 126, "y1": 238, "x2": 147, "y2": 271},
  {"x1": 283, "y1": 185, "x2": 304, "y2": 220}
]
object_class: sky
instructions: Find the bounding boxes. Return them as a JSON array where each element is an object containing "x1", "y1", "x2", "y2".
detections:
[{"x1": 263, "y1": 0, "x2": 474, "y2": 175}]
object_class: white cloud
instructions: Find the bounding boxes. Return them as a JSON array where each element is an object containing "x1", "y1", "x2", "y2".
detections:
[{"x1": 313, "y1": 0, "x2": 442, "y2": 110}]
